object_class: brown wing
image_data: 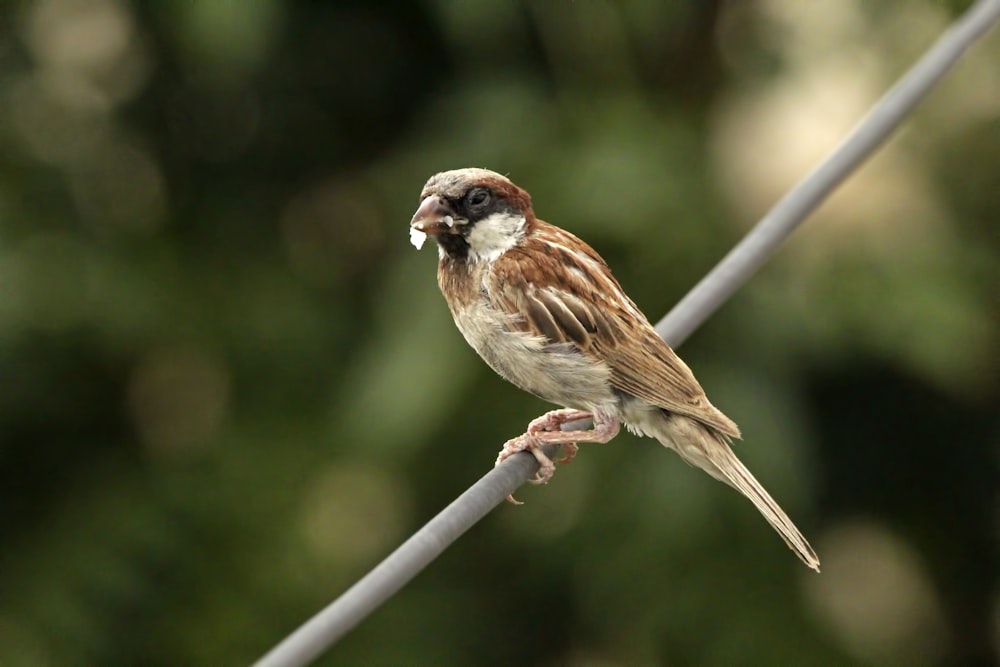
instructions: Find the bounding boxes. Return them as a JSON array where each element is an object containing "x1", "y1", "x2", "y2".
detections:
[{"x1": 490, "y1": 220, "x2": 740, "y2": 438}]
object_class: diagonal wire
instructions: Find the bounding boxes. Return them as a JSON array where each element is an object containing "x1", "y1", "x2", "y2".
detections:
[
  {"x1": 655, "y1": 0, "x2": 1000, "y2": 344},
  {"x1": 254, "y1": 2, "x2": 1000, "y2": 665}
]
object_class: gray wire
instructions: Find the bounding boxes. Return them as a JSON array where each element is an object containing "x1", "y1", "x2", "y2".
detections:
[
  {"x1": 656, "y1": 0, "x2": 1000, "y2": 345},
  {"x1": 254, "y1": 3, "x2": 1000, "y2": 665},
  {"x1": 254, "y1": 444, "x2": 559, "y2": 667}
]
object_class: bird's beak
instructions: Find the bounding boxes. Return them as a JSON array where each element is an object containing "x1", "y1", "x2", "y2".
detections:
[
  {"x1": 410, "y1": 195, "x2": 460, "y2": 234},
  {"x1": 409, "y1": 195, "x2": 462, "y2": 249}
]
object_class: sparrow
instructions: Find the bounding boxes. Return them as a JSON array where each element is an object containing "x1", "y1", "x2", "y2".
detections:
[{"x1": 409, "y1": 167, "x2": 820, "y2": 571}]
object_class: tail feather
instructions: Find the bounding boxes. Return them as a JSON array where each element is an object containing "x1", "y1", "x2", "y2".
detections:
[
  {"x1": 701, "y1": 436, "x2": 821, "y2": 572},
  {"x1": 647, "y1": 414, "x2": 821, "y2": 572}
]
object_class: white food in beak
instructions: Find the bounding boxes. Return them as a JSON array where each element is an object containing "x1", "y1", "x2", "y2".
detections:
[{"x1": 409, "y1": 227, "x2": 427, "y2": 250}]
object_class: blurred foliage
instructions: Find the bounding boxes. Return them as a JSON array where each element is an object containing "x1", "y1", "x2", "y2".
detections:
[{"x1": 0, "y1": 1, "x2": 997, "y2": 665}]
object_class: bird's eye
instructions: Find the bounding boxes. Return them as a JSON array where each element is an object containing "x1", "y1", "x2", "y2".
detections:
[{"x1": 466, "y1": 188, "x2": 491, "y2": 211}]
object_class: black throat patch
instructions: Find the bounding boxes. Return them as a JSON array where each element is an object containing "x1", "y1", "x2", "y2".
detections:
[{"x1": 435, "y1": 232, "x2": 470, "y2": 261}]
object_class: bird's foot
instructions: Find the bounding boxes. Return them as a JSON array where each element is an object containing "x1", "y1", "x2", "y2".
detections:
[
  {"x1": 496, "y1": 433, "x2": 557, "y2": 483},
  {"x1": 495, "y1": 433, "x2": 559, "y2": 504},
  {"x1": 495, "y1": 410, "x2": 620, "y2": 504}
]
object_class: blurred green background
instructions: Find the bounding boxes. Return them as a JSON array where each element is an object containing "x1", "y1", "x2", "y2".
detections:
[{"x1": 1, "y1": 1, "x2": 997, "y2": 665}]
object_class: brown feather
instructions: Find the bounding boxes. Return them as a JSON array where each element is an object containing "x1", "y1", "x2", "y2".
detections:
[{"x1": 491, "y1": 220, "x2": 739, "y2": 438}]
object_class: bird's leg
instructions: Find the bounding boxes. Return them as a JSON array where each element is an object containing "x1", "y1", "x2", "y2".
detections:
[
  {"x1": 525, "y1": 408, "x2": 589, "y2": 463},
  {"x1": 495, "y1": 410, "x2": 621, "y2": 504},
  {"x1": 497, "y1": 409, "x2": 620, "y2": 472},
  {"x1": 495, "y1": 409, "x2": 594, "y2": 477}
]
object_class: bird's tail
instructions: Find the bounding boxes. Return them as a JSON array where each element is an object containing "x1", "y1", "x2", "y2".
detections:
[{"x1": 647, "y1": 414, "x2": 821, "y2": 572}]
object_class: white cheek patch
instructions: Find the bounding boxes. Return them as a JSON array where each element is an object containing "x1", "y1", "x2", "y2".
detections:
[
  {"x1": 466, "y1": 212, "x2": 526, "y2": 263},
  {"x1": 409, "y1": 227, "x2": 427, "y2": 249}
]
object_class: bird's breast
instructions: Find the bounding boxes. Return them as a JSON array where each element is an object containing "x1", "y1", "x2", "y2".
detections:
[{"x1": 439, "y1": 260, "x2": 617, "y2": 414}]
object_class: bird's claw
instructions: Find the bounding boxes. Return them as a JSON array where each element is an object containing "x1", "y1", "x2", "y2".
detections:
[
  {"x1": 557, "y1": 442, "x2": 579, "y2": 465},
  {"x1": 496, "y1": 433, "x2": 556, "y2": 482},
  {"x1": 496, "y1": 433, "x2": 569, "y2": 504},
  {"x1": 495, "y1": 409, "x2": 600, "y2": 504}
]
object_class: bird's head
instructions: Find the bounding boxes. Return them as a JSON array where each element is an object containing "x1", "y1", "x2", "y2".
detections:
[{"x1": 410, "y1": 168, "x2": 534, "y2": 262}]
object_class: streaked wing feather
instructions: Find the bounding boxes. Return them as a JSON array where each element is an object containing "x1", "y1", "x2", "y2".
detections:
[
  {"x1": 491, "y1": 220, "x2": 739, "y2": 437},
  {"x1": 601, "y1": 328, "x2": 739, "y2": 437}
]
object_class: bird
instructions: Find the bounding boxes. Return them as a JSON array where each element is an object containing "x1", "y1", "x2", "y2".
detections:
[{"x1": 409, "y1": 167, "x2": 820, "y2": 571}]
